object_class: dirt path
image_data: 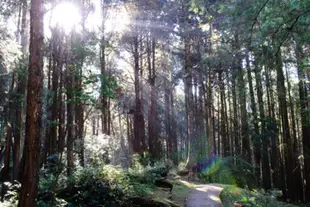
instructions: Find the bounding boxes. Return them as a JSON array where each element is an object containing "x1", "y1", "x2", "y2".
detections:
[{"x1": 185, "y1": 184, "x2": 226, "y2": 207}]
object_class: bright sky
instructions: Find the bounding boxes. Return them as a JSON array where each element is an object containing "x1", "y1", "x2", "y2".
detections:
[{"x1": 44, "y1": 0, "x2": 130, "y2": 37}]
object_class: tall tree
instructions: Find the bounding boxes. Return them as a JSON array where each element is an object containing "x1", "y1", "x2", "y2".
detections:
[
  {"x1": 18, "y1": 0, "x2": 44, "y2": 205},
  {"x1": 148, "y1": 36, "x2": 159, "y2": 160}
]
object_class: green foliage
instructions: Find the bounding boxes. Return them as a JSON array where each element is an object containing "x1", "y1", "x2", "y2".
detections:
[
  {"x1": 198, "y1": 156, "x2": 256, "y2": 189},
  {"x1": 35, "y1": 159, "x2": 172, "y2": 206},
  {"x1": 100, "y1": 74, "x2": 118, "y2": 98},
  {"x1": 64, "y1": 73, "x2": 118, "y2": 106},
  {"x1": 220, "y1": 186, "x2": 297, "y2": 207},
  {"x1": 0, "y1": 181, "x2": 20, "y2": 206},
  {"x1": 132, "y1": 152, "x2": 153, "y2": 167},
  {"x1": 37, "y1": 166, "x2": 125, "y2": 207},
  {"x1": 129, "y1": 157, "x2": 168, "y2": 181}
]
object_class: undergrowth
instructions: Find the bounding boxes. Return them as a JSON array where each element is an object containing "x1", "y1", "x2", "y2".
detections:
[
  {"x1": 220, "y1": 186, "x2": 298, "y2": 207},
  {"x1": 0, "y1": 154, "x2": 173, "y2": 207},
  {"x1": 197, "y1": 156, "x2": 257, "y2": 189}
]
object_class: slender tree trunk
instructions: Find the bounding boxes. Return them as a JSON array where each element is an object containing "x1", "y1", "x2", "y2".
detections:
[
  {"x1": 235, "y1": 33, "x2": 250, "y2": 162},
  {"x1": 133, "y1": 36, "x2": 146, "y2": 155},
  {"x1": 276, "y1": 51, "x2": 293, "y2": 200},
  {"x1": 100, "y1": 39, "x2": 109, "y2": 135},
  {"x1": 219, "y1": 71, "x2": 228, "y2": 156},
  {"x1": 13, "y1": 69, "x2": 25, "y2": 181},
  {"x1": 13, "y1": 0, "x2": 28, "y2": 181},
  {"x1": 197, "y1": 41, "x2": 206, "y2": 159},
  {"x1": 296, "y1": 42, "x2": 310, "y2": 200},
  {"x1": 171, "y1": 88, "x2": 178, "y2": 164},
  {"x1": 164, "y1": 83, "x2": 171, "y2": 159},
  {"x1": 49, "y1": 48, "x2": 59, "y2": 155},
  {"x1": 75, "y1": 14, "x2": 86, "y2": 166},
  {"x1": 285, "y1": 64, "x2": 303, "y2": 201},
  {"x1": 66, "y1": 62, "x2": 74, "y2": 176},
  {"x1": 232, "y1": 69, "x2": 239, "y2": 157},
  {"x1": 184, "y1": 36, "x2": 195, "y2": 168},
  {"x1": 253, "y1": 53, "x2": 271, "y2": 189},
  {"x1": 206, "y1": 65, "x2": 214, "y2": 156},
  {"x1": 264, "y1": 49, "x2": 280, "y2": 189},
  {"x1": 246, "y1": 54, "x2": 261, "y2": 185},
  {"x1": 58, "y1": 66, "x2": 65, "y2": 154},
  {"x1": 2, "y1": 74, "x2": 15, "y2": 183},
  {"x1": 148, "y1": 37, "x2": 159, "y2": 160}
]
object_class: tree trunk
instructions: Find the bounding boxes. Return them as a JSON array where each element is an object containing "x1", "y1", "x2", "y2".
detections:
[
  {"x1": 219, "y1": 71, "x2": 228, "y2": 156},
  {"x1": 2, "y1": 74, "x2": 15, "y2": 183},
  {"x1": 285, "y1": 63, "x2": 303, "y2": 201},
  {"x1": 184, "y1": 36, "x2": 195, "y2": 168},
  {"x1": 276, "y1": 51, "x2": 293, "y2": 200},
  {"x1": 49, "y1": 45, "x2": 59, "y2": 156},
  {"x1": 235, "y1": 34, "x2": 250, "y2": 162},
  {"x1": 264, "y1": 48, "x2": 280, "y2": 189},
  {"x1": 231, "y1": 68, "x2": 239, "y2": 157},
  {"x1": 13, "y1": 0, "x2": 28, "y2": 181},
  {"x1": 246, "y1": 54, "x2": 261, "y2": 185},
  {"x1": 18, "y1": 0, "x2": 44, "y2": 204},
  {"x1": 171, "y1": 88, "x2": 178, "y2": 164},
  {"x1": 66, "y1": 63, "x2": 74, "y2": 176},
  {"x1": 253, "y1": 53, "x2": 271, "y2": 189},
  {"x1": 296, "y1": 42, "x2": 310, "y2": 200},
  {"x1": 133, "y1": 36, "x2": 146, "y2": 155},
  {"x1": 148, "y1": 37, "x2": 159, "y2": 160},
  {"x1": 58, "y1": 66, "x2": 65, "y2": 154}
]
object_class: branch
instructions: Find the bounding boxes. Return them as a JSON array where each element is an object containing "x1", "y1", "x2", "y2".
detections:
[
  {"x1": 248, "y1": 0, "x2": 270, "y2": 48},
  {"x1": 274, "y1": 9, "x2": 310, "y2": 56}
]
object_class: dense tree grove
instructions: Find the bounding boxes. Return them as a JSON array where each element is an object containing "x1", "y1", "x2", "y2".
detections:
[{"x1": 0, "y1": 0, "x2": 309, "y2": 206}]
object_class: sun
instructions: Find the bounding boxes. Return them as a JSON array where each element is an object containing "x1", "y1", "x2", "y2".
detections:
[
  {"x1": 45, "y1": 2, "x2": 81, "y2": 35},
  {"x1": 44, "y1": 0, "x2": 131, "y2": 37}
]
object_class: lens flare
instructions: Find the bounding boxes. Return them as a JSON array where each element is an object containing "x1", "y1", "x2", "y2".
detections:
[{"x1": 195, "y1": 150, "x2": 237, "y2": 185}]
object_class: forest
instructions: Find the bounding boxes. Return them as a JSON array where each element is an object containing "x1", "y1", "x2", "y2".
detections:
[{"x1": 0, "y1": 0, "x2": 310, "y2": 206}]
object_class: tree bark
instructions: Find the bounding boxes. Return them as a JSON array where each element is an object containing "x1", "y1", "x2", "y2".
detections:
[
  {"x1": 66, "y1": 62, "x2": 75, "y2": 176},
  {"x1": 276, "y1": 51, "x2": 293, "y2": 200},
  {"x1": 285, "y1": 63, "x2": 302, "y2": 201},
  {"x1": 148, "y1": 37, "x2": 159, "y2": 160},
  {"x1": 2, "y1": 74, "x2": 15, "y2": 183},
  {"x1": 13, "y1": 0, "x2": 28, "y2": 181},
  {"x1": 235, "y1": 33, "x2": 250, "y2": 162},
  {"x1": 184, "y1": 36, "x2": 195, "y2": 168},
  {"x1": 133, "y1": 35, "x2": 146, "y2": 155},
  {"x1": 263, "y1": 48, "x2": 280, "y2": 189},
  {"x1": 253, "y1": 53, "x2": 271, "y2": 189},
  {"x1": 296, "y1": 42, "x2": 310, "y2": 200},
  {"x1": 18, "y1": 0, "x2": 44, "y2": 204},
  {"x1": 246, "y1": 54, "x2": 261, "y2": 185}
]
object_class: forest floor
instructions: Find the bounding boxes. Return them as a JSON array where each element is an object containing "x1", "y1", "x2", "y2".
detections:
[
  {"x1": 153, "y1": 173, "x2": 226, "y2": 207},
  {"x1": 185, "y1": 184, "x2": 226, "y2": 207}
]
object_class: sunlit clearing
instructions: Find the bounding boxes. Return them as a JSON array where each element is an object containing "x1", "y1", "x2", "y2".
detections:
[{"x1": 45, "y1": 2, "x2": 81, "y2": 35}]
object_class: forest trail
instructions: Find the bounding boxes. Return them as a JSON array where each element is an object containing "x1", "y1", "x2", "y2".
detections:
[{"x1": 185, "y1": 184, "x2": 226, "y2": 207}]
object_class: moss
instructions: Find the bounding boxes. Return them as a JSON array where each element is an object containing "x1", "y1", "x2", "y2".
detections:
[{"x1": 220, "y1": 186, "x2": 250, "y2": 206}]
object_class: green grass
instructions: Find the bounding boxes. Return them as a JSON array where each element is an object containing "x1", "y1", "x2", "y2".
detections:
[
  {"x1": 220, "y1": 186, "x2": 298, "y2": 207},
  {"x1": 220, "y1": 186, "x2": 251, "y2": 206}
]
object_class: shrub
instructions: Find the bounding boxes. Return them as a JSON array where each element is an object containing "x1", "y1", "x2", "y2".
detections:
[
  {"x1": 220, "y1": 186, "x2": 297, "y2": 207},
  {"x1": 0, "y1": 181, "x2": 20, "y2": 207},
  {"x1": 198, "y1": 156, "x2": 256, "y2": 188}
]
